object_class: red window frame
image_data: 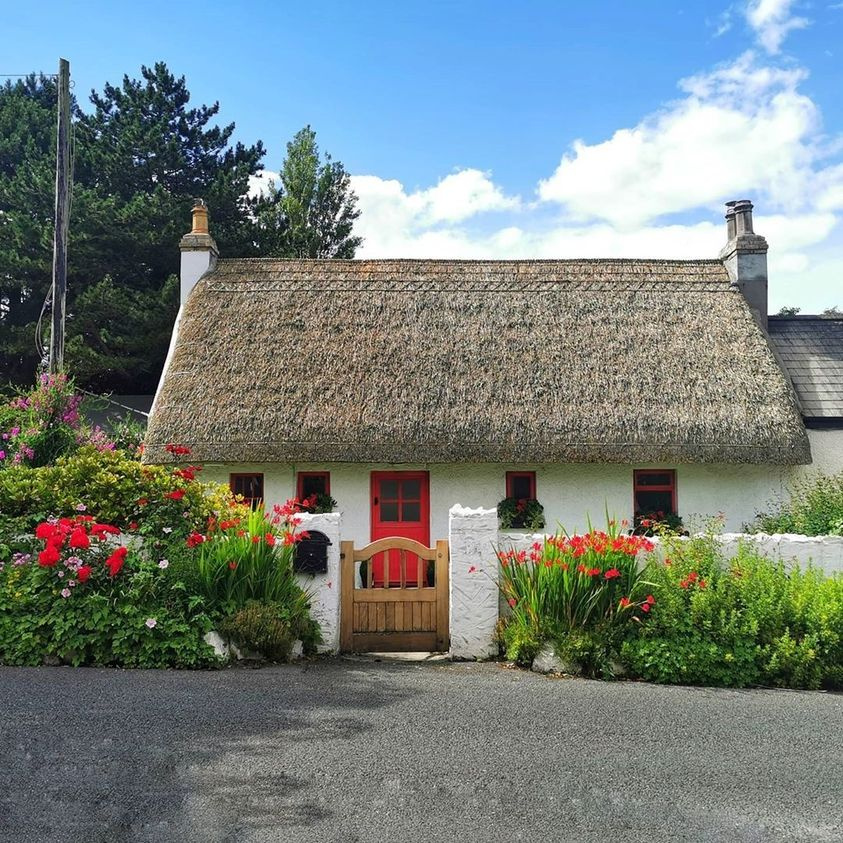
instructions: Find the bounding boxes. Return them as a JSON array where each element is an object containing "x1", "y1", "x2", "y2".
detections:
[
  {"x1": 633, "y1": 469, "x2": 677, "y2": 515},
  {"x1": 296, "y1": 471, "x2": 330, "y2": 501},
  {"x1": 229, "y1": 472, "x2": 264, "y2": 506},
  {"x1": 506, "y1": 471, "x2": 536, "y2": 500}
]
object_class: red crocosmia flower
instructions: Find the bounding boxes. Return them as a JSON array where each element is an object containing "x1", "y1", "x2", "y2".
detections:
[
  {"x1": 698, "y1": 580, "x2": 707, "y2": 589},
  {"x1": 507, "y1": 598, "x2": 517, "y2": 608},
  {"x1": 186, "y1": 532, "x2": 205, "y2": 548},
  {"x1": 137, "y1": 498, "x2": 148, "y2": 507},
  {"x1": 640, "y1": 603, "x2": 651, "y2": 613},
  {"x1": 664, "y1": 557, "x2": 672, "y2": 567},
  {"x1": 264, "y1": 533, "x2": 276, "y2": 547},
  {"x1": 76, "y1": 565, "x2": 92, "y2": 583},
  {"x1": 531, "y1": 542, "x2": 542, "y2": 552},
  {"x1": 645, "y1": 595, "x2": 655, "y2": 605},
  {"x1": 236, "y1": 529, "x2": 246, "y2": 538},
  {"x1": 604, "y1": 568, "x2": 621, "y2": 580},
  {"x1": 165, "y1": 489, "x2": 185, "y2": 501},
  {"x1": 69, "y1": 528, "x2": 90, "y2": 550},
  {"x1": 228, "y1": 561, "x2": 237, "y2": 570},
  {"x1": 619, "y1": 596, "x2": 632, "y2": 609},
  {"x1": 251, "y1": 535, "x2": 261, "y2": 544},
  {"x1": 38, "y1": 546, "x2": 60, "y2": 567},
  {"x1": 688, "y1": 571, "x2": 699, "y2": 582},
  {"x1": 679, "y1": 579, "x2": 689, "y2": 589},
  {"x1": 282, "y1": 533, "x2": 296, "y2": 546},
  {"x1": 587, "y1": 567, "x2": 601, "y2": 577},
  {"x1": 576, "y1": 563, "x2": 587, "y2": 574},
  {"x1": 105, "y1": 547, "x2": 127, "y2": 577},
  {"x1": 468, "y1": 566, "x2": 476, "y2": 573}
]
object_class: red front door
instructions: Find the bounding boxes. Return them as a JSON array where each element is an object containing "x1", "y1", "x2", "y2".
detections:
[{"x1": 370, "y1": 471, "x2": 430, "y2": 586}]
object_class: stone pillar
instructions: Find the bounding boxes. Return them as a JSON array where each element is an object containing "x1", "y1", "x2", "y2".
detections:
[
  {"x1": 448, "y1": 505, "x2": 499, "y2": 660},
  {"x1": 296, "y1": 511, "x2": 341, "y2": 653}
]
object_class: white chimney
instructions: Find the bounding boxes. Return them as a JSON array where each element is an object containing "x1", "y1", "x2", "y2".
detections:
[
  {"x1": 719, "y1": 199, "x2": 768, "y2": 331},
  {"x1": 179, "y1": 198, "x2": 218, "y2": 305}
]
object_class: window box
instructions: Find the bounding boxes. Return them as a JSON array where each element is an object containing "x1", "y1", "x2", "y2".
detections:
[
  {"x1": 296, "y1": 472, "x2": 336, "y2": 514},
  {"x1": 499, "y1": 471, "x2": 545, "y2": 530}
]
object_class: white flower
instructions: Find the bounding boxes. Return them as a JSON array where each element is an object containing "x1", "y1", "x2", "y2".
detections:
[
  {"x1": 145, "y1": 618, "x2": 157, "y2": 629},
  {"x1": 158, "y1": 559, "x2": 169, "y2": 569},
  {"x1": 162, "y1": 527, "x2": 172, "y2": 534},
  {"x1": 75, "y1": 503, "x2": 87, "y2": 512}
]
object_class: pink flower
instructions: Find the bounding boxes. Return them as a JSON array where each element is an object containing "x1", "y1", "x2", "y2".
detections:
[
  {"x1": 158, "y1": 559, "x2": 169, "y2": 569},
  {"x1": 145, "y1": 618, "x2": 157, "y2": 629},
  {"x1": 60, "y1": 588, "x2": 71, "y2": 599}
]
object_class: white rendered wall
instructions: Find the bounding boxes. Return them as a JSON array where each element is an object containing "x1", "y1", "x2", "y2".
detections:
[
  {"x1": 295, "y1": 511, "x2": 341, "y2": 653},
  {"x1": 199, "y1": 460, "x2": 820, "y2": 541}
]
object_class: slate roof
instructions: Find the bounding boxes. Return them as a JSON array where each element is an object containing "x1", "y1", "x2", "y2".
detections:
[
  {"x1": 768, "y1": 316, "x2": 843, "y2": 420},
  {"x1": 144, "y1": 258, "x2": 811, "y2": 465}
]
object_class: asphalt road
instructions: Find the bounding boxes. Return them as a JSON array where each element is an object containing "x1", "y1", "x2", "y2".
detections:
[{"x1": 0, "y1": 659, "x2": 841, "y2": 843}]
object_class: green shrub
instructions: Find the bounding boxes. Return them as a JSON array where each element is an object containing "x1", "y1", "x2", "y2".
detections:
[
  {"x1": 621, "y1": 536, "x2": 843, "y2": 689},
  {"x1": 0, "y1": 515, "x2": 219, "y2": 668},
  {"x1": 219, "y1": 602, "x2": 297, "y2": 662},
  {"x1": 752, "y1": 472, "x2": 843, "y2": 535},
  {"x1": 497, "y1": 497, "x2": 545, "y2": 530}
]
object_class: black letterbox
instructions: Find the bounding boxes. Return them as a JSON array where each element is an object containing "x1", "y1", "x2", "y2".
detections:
[{"x1": 293, "y1": 530, "x2": 331, "y2": 575}]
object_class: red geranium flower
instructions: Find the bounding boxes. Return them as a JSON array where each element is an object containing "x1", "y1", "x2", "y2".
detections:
[
  {"x1": 105, "y1": 546, "x2": 127, "y2": 577},
  {"x1": 35, "y1": 522, "x2": 56, "y2": 540},
  {"x1": 165, "y1": 489, "x2": 185, "y2": 501},
  {"x1": 69, "y1": 528, "x2": 90, "y2": 550},
  {"x1": 38, "y1": 546, "x2": 60, "y2": 567},
  {"x1": 137, "y1": 498, "x2": 148, "y2": 507},
  {"x1": 77, "y1": 565, "x2": 92, "y2": 583},
  {"x1": 186, "y1": 532, "x2": 205, "y2": 548}
]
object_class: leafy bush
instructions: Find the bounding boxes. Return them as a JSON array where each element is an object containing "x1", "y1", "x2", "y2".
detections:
[
  {"x1": 219, "y1": 602, "x2": 298, "y2": 662},
  {"x1": 0, "y1": 374, "x2": 116, "y2": 468},
  {"x1": 0, "y1": 515, "x2": 219, "y2": 668},
  {"x1": 0, "y1": 446, "x2": 238, "y2": 540},
  {"x1": 497, "y1": 497, "x2": 545, "y2": 530},
  {"x1": 495, "y1": 523, "x2": 655, "y2": 669},
  {"x1": 752, "y1": 472, "x2": 843, "y2": 536},
  {"x1": 621, "y1": 536, "x2": 843, "y2": 689}
]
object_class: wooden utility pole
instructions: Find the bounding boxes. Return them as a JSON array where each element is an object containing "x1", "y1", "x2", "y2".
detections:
[{"x1": 49, "y1": 57, "x2": 70, "y2": 374}]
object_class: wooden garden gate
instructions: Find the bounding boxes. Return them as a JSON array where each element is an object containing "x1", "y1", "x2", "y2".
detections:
[{"x1": 340, "y1": 538, "x2": 449, "y2": 652}]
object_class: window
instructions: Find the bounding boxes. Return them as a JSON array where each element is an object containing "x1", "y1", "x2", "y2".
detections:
[
  {"x1": 230, "y1": 473, "x2": 264, "y2": 506},
  {"x1": 297, "y1": 471, "x2": 330, "y2": 501},
  {"x1": 506, "y1": 471, "x2": 536, "y2": 501},
  {"x1": 633, "y1": 470, "x2": 676, "y2": 519}
]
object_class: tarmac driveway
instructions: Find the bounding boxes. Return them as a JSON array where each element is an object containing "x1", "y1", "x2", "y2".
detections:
[{"x1": 0, "y1": 659, "x2": 841, "y2": 842}]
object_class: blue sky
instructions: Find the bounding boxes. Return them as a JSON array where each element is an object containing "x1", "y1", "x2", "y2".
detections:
[{"x1": 4, "y1": 0, "x2": 843, "y2": 310}]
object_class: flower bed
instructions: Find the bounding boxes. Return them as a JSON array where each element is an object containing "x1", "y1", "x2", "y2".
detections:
[{"x1": 494, "y1": 523, "x2": 843, "y2": 689}]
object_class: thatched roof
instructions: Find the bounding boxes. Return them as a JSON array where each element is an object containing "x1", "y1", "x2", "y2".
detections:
[{"x1": 144, "y1": 258, "x2": 810, "y2": 465}]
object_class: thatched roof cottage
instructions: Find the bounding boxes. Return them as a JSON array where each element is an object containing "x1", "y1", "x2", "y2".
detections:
[{"x1": 146, "y1": 200, "x2": 843, "y2": 543}]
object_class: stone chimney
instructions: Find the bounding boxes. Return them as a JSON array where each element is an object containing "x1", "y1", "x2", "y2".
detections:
[
  {"x1": 719, "y1": 199, "x2": 768, "y2": 331},
  {"x1": 179, "y1": 199, "x2": 218, "y2": 305}
]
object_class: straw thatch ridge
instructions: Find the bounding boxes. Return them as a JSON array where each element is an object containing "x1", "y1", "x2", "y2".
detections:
[{"x1": 144, "y1": 258, "x2": 811, "y2": 465}]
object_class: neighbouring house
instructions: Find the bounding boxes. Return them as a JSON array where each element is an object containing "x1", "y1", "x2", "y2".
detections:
[{"x1": 145, "y1": 199, "x2": 843, "y2": 544}]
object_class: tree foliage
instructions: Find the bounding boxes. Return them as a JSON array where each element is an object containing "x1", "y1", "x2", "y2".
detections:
[
  {"x1": 256, "y1": 126, "x2": 361, "y2": 259},
  {"x1": 0, "y1": 66, "x2": 362, "y2": 393}
]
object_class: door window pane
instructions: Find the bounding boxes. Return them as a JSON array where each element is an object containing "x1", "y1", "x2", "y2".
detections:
[
  {"x1": 402, "y1": 479, "x2": 421, "y2": 500},
  {"x1": 380, "y1": 501, "x2": 399, "y2": 521},
  {"x1": 402, "y1": 501, "x2": 421, "y2": 522},
  {"x1": 381, "y1": 479, "x2": 399, "y2": 500}
]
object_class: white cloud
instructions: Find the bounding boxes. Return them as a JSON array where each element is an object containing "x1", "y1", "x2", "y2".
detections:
[
  {"x1": 746, "y1": 0, "x2": 809, "y2": 53},
  {"x1": 247, "y1": 170, "x2": 279, "y2": 199},
  {"x1": 537, "y1": 52, "x2": 821, "y2": 228}
]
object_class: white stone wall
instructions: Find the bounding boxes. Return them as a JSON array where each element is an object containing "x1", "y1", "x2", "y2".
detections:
[
  {"x1": 294, "y1": 512, "x2": 341, "y2": 654},
  {"x1": 448, "y1": 506, "x2": 499, "y2": 660}
]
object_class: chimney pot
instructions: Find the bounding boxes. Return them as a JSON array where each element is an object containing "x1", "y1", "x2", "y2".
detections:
[
  {"x1": 733, "y1": 199, "x2": 754, "y2": 235},
  {"x1": 190, "y1": 198, "x2": 210, "y2": 235},
  {"x1": 725, "y1": 200, "x2": 737, "y2": 241}
]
